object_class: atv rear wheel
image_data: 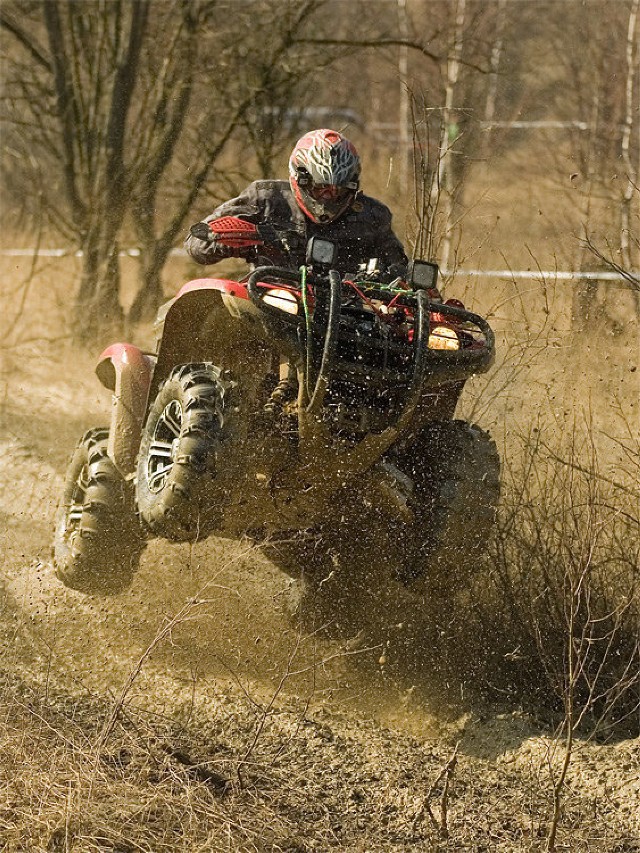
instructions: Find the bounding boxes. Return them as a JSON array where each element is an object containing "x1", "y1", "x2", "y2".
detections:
[
  {"x1": 394, "y1": 420, "x2": 500, "y2": 596},
  {"x1": 136, "y1": 363, "x2": 235, "y2": 542},
  {"x1": 54, "y1": 428, "x2": 145, "y2": 594}
]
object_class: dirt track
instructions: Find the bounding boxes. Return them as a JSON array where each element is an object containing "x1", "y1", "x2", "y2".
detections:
[{"x1": 1, "y1": 340, "x2": 638, "y2": 851}]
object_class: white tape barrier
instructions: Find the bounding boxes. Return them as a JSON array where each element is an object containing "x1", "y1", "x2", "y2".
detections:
[
  {"x1": 0, "y1": 247, "x2": 636, "y2": 283},
  {"x1": 1, "y1": 248, "x2": 149, "y2": 258},
  {"x1": 441, "y1": 270, "x2": 637, "y2": 282}
]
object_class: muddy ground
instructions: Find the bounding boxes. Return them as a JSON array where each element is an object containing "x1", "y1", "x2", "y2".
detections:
[{"x1": 0, "y1": 254, "x2": 639, "y2": 850}]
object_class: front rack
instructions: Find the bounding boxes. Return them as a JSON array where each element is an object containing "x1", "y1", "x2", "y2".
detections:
[{"x1": 246, "y1": 265, "x2": 495, "y2": 398}]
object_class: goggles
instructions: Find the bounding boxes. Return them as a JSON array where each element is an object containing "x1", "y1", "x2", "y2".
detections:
[{"x1": 308, "y1": 183, "x2": 357, "y2": 203}]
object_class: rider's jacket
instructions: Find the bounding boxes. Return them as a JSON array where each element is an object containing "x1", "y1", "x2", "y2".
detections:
[{"x1": 184, "y1": 180, "x2": 408, "y2": 276}]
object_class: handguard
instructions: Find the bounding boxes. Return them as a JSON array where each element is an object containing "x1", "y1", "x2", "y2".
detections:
[{"x1": 208, "y1": 216, "x2": 275, "y2": 248}]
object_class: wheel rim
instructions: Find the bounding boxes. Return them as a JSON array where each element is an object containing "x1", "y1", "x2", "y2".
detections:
[{"x1": 147, "y1": 399, "x2": 183, "y2": 494}]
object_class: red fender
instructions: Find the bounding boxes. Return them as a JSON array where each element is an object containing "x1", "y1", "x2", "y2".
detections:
[
  {"x1": 96, "y1": 344, "x2": 155, "y2": 476},
  {"x1": 174, "y1": 277, "x2": 250, "y2": 301}
]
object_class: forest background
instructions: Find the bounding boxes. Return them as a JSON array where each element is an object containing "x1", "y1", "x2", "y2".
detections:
[{"x1": 1, "y1": 0, "x2": 638, "y2": 336}]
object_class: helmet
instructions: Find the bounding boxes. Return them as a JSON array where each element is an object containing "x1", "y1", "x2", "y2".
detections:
[{"x1": 289, "y1": 129, "x2": 361, "y2": 224}]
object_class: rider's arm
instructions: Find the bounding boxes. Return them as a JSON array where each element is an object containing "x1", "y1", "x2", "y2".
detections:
[
  {"x1": 184, "y1": 183, "x2": 262, "y2": 265},
  {"x1": 379, "y1": 230, "x2": 409, "y2": 282},
  {"x1": 367, "y1": 198, "x2": 443, "y2": 297},
  {"x1": 379, "y1": 226, "x2": 409, "y2": 275},
  {"x1": 363, "y1": 196, "x2": 409, "y2": 278}
]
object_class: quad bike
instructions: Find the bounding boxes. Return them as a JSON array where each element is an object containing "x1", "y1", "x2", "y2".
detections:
[{"x1": 53, "y1": 216, "x2": 500, "y2": 600}]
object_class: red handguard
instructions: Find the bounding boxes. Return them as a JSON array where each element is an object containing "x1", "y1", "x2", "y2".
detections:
[{"x1": 208, "y1": 216, "x2": 264, "y2": 248}]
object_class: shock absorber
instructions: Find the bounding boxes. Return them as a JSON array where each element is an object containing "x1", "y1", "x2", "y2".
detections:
[{"x1": 263, "y1": 357, "x2": 298, "y2": 417}]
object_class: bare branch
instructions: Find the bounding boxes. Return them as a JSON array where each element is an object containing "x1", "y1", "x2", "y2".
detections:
[
  {"x1": 580, "y1": 233, "x2": 640, "y2": 291},
  {"x1": 0, "y1": 9, "x2": 51, "y2": 70}
]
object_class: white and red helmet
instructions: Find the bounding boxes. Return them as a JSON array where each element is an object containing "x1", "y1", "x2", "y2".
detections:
[{"x1": 289, "y1": 129, "x2": 361, "y2": 223}]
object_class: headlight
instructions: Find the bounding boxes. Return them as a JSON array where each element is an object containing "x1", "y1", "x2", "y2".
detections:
[
  {"x1": 263, "y1": 288, "x2": 299, "y2": 315},
  {"x1": 428, "y1": 325, "x2": 460, "y2": 350}
]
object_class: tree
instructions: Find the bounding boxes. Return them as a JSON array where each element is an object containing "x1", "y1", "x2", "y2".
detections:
[
  {"x1": 128, "y1": 0, "x2": 330, "y2": 323},
  {"x1": 2, "y1": 0, "x2": 152, "y2": 340},
  {"x1": 540, "y1": 0, "x2": 639, "y2": 324},
  {"x1": 125, "y1": 0, "x2": 245, "y2": 324},
  {"x1": 0, "y1": 0, "x2": 332, "y2": 337}
]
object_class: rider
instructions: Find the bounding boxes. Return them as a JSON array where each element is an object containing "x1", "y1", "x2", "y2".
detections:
[
  {"x1": 184, "y1": 128, "x2": 408, "y2": 277},
  {"x1": 185, "y1": 129, "x2": 410, "y2": 414}
]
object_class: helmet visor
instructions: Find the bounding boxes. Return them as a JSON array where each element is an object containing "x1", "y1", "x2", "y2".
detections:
[
  {"x1": 308, "y1": 184, "x2": 354, "y2": 204},
  {"x1": 302, "y1": 182, "x2": 357, "y2": 221}
]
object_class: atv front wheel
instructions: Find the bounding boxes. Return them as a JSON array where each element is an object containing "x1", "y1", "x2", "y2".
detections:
[
  {"x1": 394, "y1": 420, "x2": 500, "y2": 596},
  {"x1": 136, "y1": 363, "x2": 235, "y2": 542},
  {"x1": 54, "y1": 428, "x2": 145, "y2": 594}
]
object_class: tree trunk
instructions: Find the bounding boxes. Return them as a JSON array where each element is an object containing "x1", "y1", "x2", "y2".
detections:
[
  {"x1": 73, "y1": 239, "x2": 123, "y2": 345},
  {"x1": 572, "y1": 90, "x2": 601, "y2": 331},
  {"x1": 128, "y1": 249, "x2": 166, "y2": 325},
  {"x1": 438, "y1": 0, "x2": 466, "y2": 273},
  {"x1": 620, "y1": 0, "x2": 638, "y2": 272},
  {"x1": 481, "y1": 0, "x2": 508, "y2": 165},
  {"x1": 397, "y1": 0, "x2": 411, "y2": 190}
]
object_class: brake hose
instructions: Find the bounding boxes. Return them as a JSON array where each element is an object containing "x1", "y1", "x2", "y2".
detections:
[
  {"x1": 344, "y1": 279, "x2": 413, "y2": 324},
  {"x1": 300, "y1": 266, "x2": 313, "y2": 400}
]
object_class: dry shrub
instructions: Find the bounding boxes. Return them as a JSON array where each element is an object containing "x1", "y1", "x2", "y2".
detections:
[{"x1": 466, "y1": 423, "x2": 640, "y2": 734}]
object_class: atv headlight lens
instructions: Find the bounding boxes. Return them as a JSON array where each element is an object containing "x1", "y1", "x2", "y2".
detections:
[
  {"x1": 263, "y1": 288, "x2": 299, "y2": 315},
  {"x1": 428, "y1": 325, "x2": 460, "y2": 350}
]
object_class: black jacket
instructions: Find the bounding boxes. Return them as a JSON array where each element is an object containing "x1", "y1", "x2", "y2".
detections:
[{"x1": 184, "y1": 179, "x2": 408, "y2": 276}]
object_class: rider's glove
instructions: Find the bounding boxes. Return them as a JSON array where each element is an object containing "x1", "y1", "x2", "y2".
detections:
[
  {"x1": 187, "y1": 221, "x2": 248, "y2": 259},
  {"x1": 387, "y1": 262, "x2": 408, "y2": 281},
  {"x1": 189, "y1": 221, "x2": 216, "y2": 244}
]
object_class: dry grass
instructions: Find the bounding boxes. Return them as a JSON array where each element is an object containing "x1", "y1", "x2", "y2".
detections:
[
  {"x1": 0, "y1": 671, "x2": 296, "y2": 852},
  {"x1": 2, "y1": 658, "x2": 638, "y2": 853}
]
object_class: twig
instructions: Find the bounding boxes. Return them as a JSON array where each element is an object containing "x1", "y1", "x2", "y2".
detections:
[
  {"x1": 412, "y1": 741, "x2": 460, "y2": 837},
  {"x1": 440, "y1": 742, "x2": 459, "y2": 838}
]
